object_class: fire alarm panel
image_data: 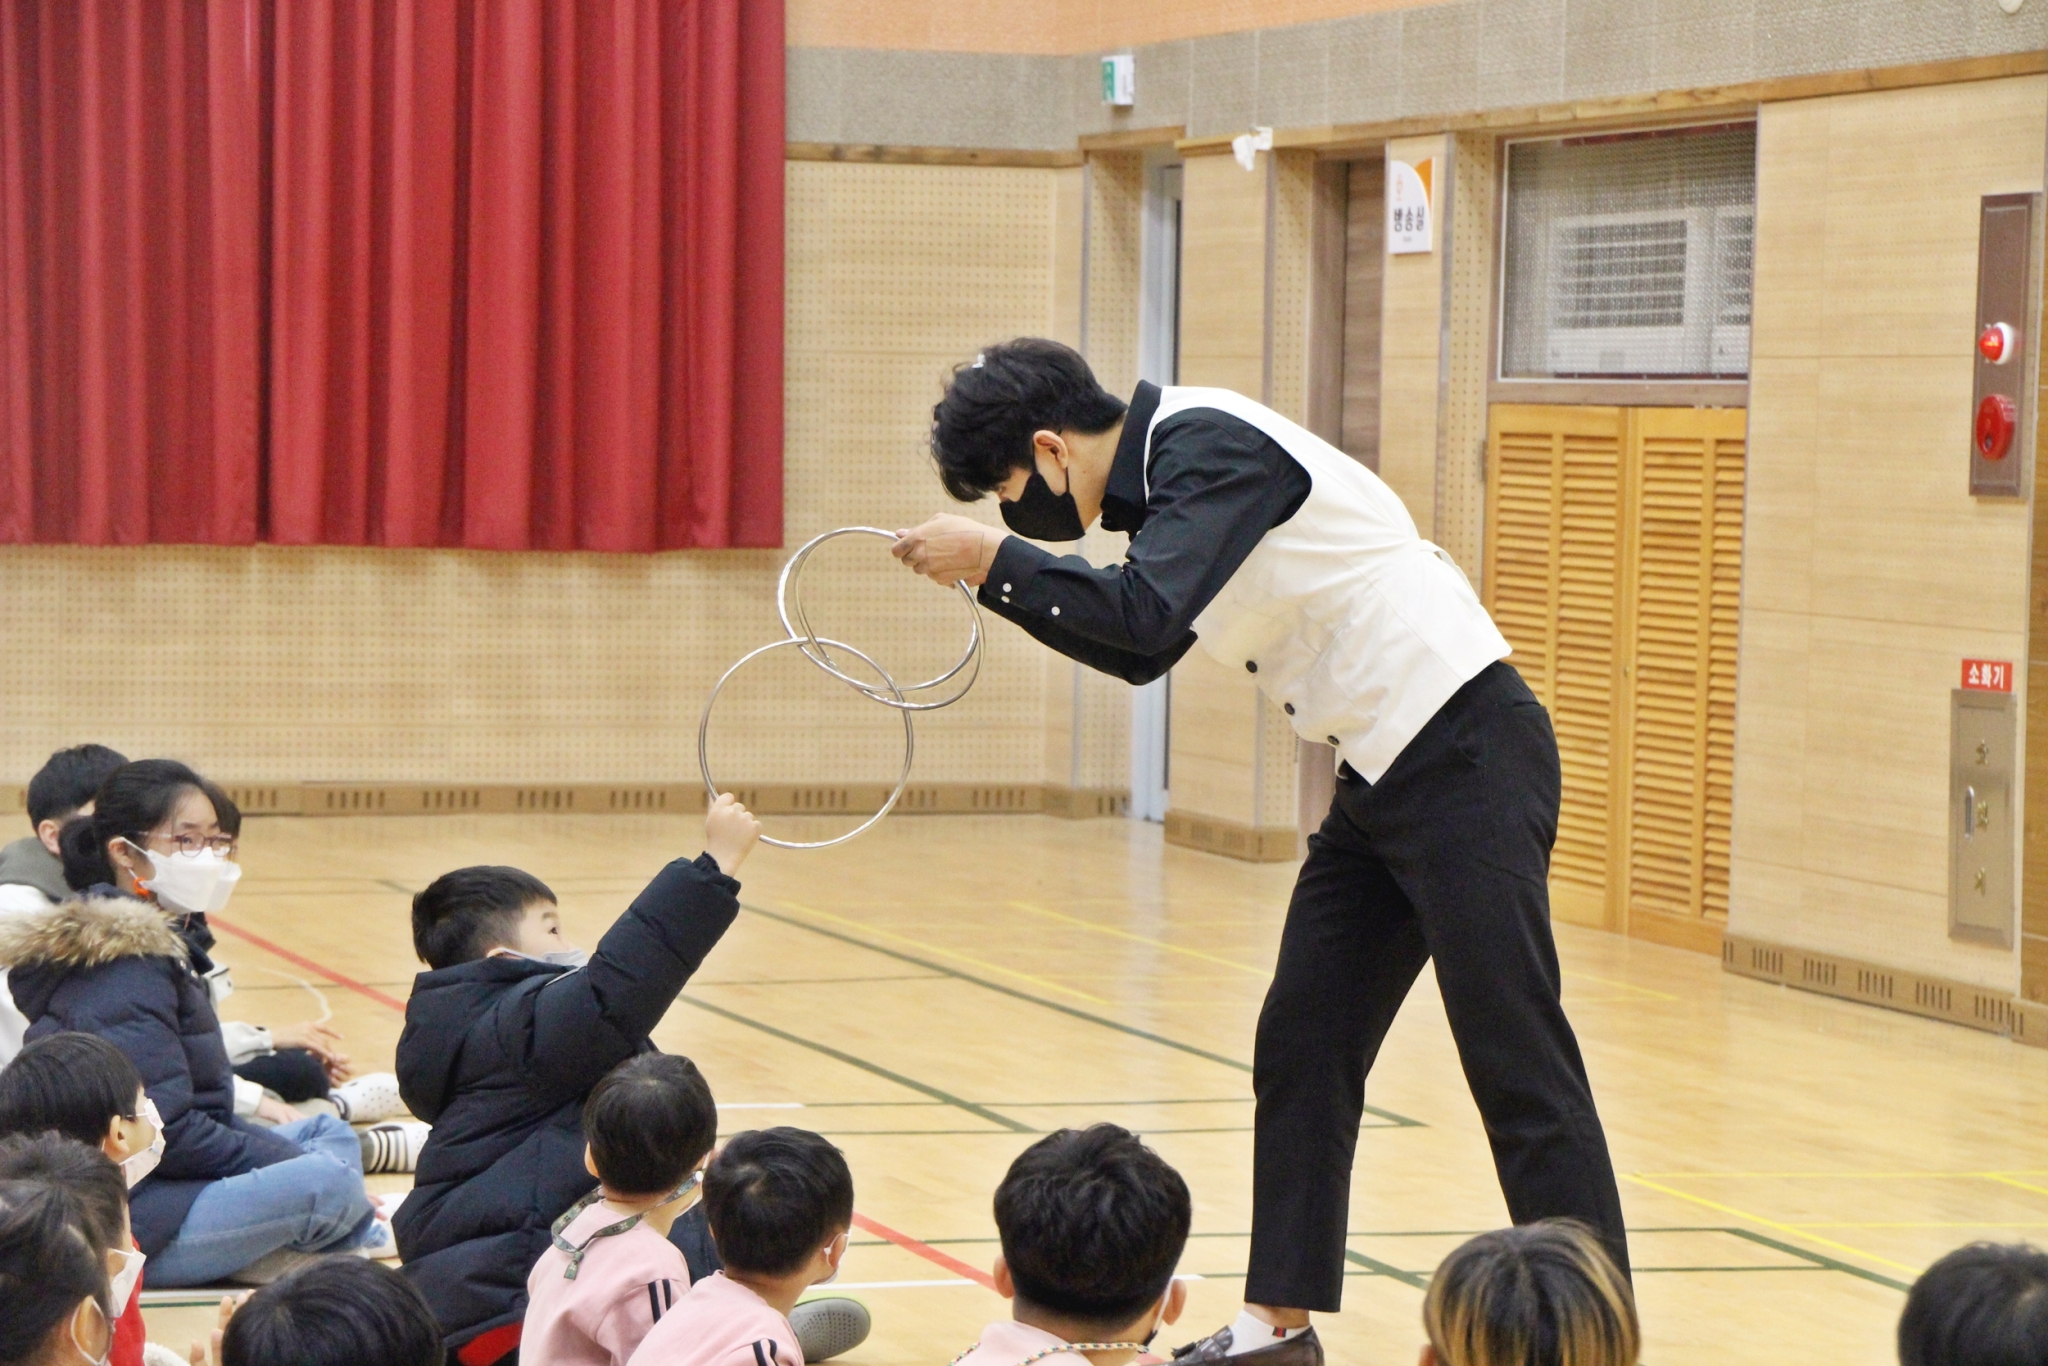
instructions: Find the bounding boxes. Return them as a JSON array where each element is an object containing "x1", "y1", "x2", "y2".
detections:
[{"x1": 1970, "y1": 193, "x2": 2039, "y2": 497}]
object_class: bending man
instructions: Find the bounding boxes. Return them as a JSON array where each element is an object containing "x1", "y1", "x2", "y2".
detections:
[{"x1": 892, "y1": 339, "x2": 1627, "y2": 1366}]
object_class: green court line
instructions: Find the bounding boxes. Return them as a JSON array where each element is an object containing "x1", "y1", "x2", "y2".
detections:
[
  {"x1": 1342, "y1": 1247, "x2": 1433, "y2": 1289},
  {"x1": 674, "y1": 994, "x2": 1034, "y2": 1133},
  {"x1": 1717, "y1": 1226, "x2": 1912, "y2": 1292},
  {"x1": 742, "y1": 901, "x2": 1427, "y2": 1128},
  {"x1": 692, "y1": 974, "x2": 950, "y2": 986}
]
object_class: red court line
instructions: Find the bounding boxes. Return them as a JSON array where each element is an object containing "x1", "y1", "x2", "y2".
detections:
[
  {"x1": 851, "y1": 1212, "x2": 998, "y2": 1291},
  {"x1": 209, "y1": 914, "x2": 411, "y2": 1015}
]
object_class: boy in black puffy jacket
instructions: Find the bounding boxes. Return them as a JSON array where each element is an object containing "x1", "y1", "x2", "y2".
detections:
[{"x1": 394, "y1": 794, "x2": 761, "y2": 1365}]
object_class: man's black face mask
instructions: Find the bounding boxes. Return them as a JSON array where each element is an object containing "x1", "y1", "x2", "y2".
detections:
[{"x1": 999, "y1": 468, "x2": 1086, "y2": 542}]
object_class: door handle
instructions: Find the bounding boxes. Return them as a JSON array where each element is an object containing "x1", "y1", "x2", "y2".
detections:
[{"x1": 1965, "y1": 784, "x2": 1979, "y2": 837}]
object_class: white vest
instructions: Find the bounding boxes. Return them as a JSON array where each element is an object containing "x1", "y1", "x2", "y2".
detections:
[{"x1": 1146, "y1": 387, "x2": 1511, "y2": 783}]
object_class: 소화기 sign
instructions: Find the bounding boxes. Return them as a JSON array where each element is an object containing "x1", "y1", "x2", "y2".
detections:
[{"x1": 1962, "y1": 659, "x2": 2014, "y2": 692}]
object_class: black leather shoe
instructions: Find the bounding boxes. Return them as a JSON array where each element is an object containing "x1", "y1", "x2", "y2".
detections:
[{"x1": 1171, "y1": 1324, "x2": 1323, "y2": 1365}]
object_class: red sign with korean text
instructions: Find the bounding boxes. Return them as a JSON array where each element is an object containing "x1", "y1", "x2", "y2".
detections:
[{"x1": 1962, "y1": 659, "x2": 2014, "y2": 692}]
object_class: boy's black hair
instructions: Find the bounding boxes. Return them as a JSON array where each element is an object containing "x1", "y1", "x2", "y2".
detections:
[
  {"x1": 222, "y1": 1257, "x2": 444, "y2": 1366},
  {"x1": 410, "y1": 866, "x2": 557, "y2": 970},
  {"x1": 0, "y1": 1133, "x2": 126, "y2": 1262},
  {"x1": 0, "y1": 1179, "x2": 106, "y2": 1363},
  {"x1": 26, "y1": 745, "x2": 128, "y2": 828},
  {"x1": 56, "y1": 758, "x2": 214, "y2": 891},
  {"x1": 994, "y1": 1124, "x2": 1191, "y2": 1328},
  {"x1": 1899, "y1": 1241, "x2": 2048, "y2": 1366},
  {"x1": 929, "y1": 338, "x2": 1129, "y2": 503},
  {"x1": 703, "y1": 1127, "x2": 854, "y2": 1277},
  {"x1": 0, "y1": 1033, "x2": 144, "y2": 1149},
  {"x1": 584, "y1": 1053, "x2": 719, "y2": 1199}
]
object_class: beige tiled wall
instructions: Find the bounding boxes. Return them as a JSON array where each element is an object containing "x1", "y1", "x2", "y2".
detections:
[
  {"x1": 1729, "y1": 75, "x2": 2046, "y2": 992},
  {"x1": 0, "y1": 162, "x2": 1076, "y2": 791}
]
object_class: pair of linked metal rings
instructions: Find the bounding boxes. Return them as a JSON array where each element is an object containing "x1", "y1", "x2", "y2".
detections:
[{"x1": 698, "y1": 526, "x2": 985, "y2": 849}]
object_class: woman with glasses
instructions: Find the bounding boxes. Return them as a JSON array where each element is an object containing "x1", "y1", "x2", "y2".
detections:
[{"x1": 0, "y1": 759, "x2": 384, "y2": 1286}]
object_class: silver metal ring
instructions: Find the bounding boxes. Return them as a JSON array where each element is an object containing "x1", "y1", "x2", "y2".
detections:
[
  {"x1": 776, "y1": 526, "x2": 983, "y2": 712},
  {"x1": 698, "y1": 635, "x2": 915, "y2": 850}
]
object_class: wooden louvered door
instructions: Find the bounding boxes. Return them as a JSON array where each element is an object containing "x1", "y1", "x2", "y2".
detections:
[
  {"x1": 1483, "y1": 403, "x2": 1746, "y2": 951},
  {"x1": 1618, "y1": 407, "x2": 1746, "y2": 952},
  {"x1": 1483, "y1": 405, "x2": 1629, "y2": 930}
]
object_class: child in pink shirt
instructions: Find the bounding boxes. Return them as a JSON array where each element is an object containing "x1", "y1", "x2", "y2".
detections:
[
  {"x1": 949, "y1": 1125, "x2": 1190, "y2": 1366},
  {"x1": 524, "y1": 1053, "x2": 719, "y2": 1366},
  {"x1": 629, "y1": 1128, "x2": 854, "y2": 1366}
]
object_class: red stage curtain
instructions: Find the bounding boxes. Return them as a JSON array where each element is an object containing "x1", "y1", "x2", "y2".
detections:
[{"x1": 0, "y1": 0, "x2": 783, "y2": 551}]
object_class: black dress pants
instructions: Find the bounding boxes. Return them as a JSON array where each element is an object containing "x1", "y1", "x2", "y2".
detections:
[{"x1": 1244, "y1": 661, "x2": 1627, "y2": 1312}]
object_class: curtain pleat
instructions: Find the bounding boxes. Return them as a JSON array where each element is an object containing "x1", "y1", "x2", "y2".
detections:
[{"x1": 0, "y1": 0, "x2": 783, "y2": 551}]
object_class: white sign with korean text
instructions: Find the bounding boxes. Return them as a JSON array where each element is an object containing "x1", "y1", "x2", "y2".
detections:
[{"x1": 1387, "y1": 158, "x2": 1434, "y2": 255}]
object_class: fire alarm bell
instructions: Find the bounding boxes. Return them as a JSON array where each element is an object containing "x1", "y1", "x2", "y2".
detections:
[
  {"x1": 1977, "y1": 393, "x2": 2017, "y2": 460},
  {"x1": 1970, "y1": 193, "x2": 2040, "y2": 496}
]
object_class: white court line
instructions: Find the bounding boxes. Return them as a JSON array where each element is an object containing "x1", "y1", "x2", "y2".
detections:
[
  {"x1": 719, "y1": 1102, "x2": 807, "y2": 1109},
  {"x1": 820, "y1": 1274, "x2": 1206, "y2": 1292}
]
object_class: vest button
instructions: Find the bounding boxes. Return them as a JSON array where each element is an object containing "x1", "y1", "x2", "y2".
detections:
[
  {"x1": 1245, "y1": 660, "x2": 1257, "y2": 673},
  {"x1": 1327, "y1": 736, "x2": 1340, "y2": 746},
  {"x1": 1283, "y1": 703, "x2": 1295, "y2": 715}
]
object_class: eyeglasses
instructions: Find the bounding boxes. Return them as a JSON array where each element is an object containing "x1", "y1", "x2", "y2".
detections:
[{"x1": 152, "y1": 834, "x2": 237, "y2": 857}]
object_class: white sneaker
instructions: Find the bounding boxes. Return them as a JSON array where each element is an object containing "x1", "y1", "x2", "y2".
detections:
[
  {"x1": 360, "y1": 1121, "x2": 430, "y2": 1174},
  {"x1": 331, "y1": 1072, "x2": 404, "y2": 1123}
]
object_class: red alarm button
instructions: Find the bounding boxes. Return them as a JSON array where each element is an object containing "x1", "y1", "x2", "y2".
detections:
[
  {"x1": 1977, "y1": 392, "x2": 2017, "y2": 460},
  {"x1": 1980, "y1": 322, "x2": 2016, "y2": 364}
]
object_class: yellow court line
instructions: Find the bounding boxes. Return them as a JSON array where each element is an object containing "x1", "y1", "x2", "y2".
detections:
[
  {"x1": 775, "y1": 901, "x2": 1112, "y2": 1005},
  {"x1": 1795, "y1": 1222, "x2": 2048, "y2": 1230},
  {"x1": 1637, "y1": 1170, "x2": 2048, "y2": 1180},
  {"x1": 1008, "y1": 901, "x2": 1270, "y2": 977},
  {"x1": 1559, "y1": 971, "x2": 1681, "y2": 1002},
  {"x1": 1983, "y1": 1173, "x2": 2048, "y2": 1199},
  {"x1": 1621, "y1": 1174, "x2": 1920, "y2": 1274}
]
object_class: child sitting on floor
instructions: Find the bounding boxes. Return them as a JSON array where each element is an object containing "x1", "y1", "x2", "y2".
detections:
[
  {"x1": 0, "y1": 1033, "x2": 163, "y2": 1366},
  {"x1": 394, "y1": 794, "x2": 760, "y2": 1366},
  {"x1": 523, "y1": 1053, "x2": 720, "y2": 1366},
  {"x1": 954, "y1": 1124, "x2": 1189, "y2": 1366},
  {"x1": 0, "y1": 1131, "x2": 144, "y2": 1366},
  {"x1": 1419, "y1": 1220, "x2": 1638, "y2": 1366},
  {"x1": 628, "y1": 1127, "x2": 857, "y2": 1366}
]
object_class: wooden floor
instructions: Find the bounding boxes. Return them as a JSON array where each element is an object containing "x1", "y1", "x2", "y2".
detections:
[{"x1": 141, "y1": 811, "x2": 2048, "y2": 1365}]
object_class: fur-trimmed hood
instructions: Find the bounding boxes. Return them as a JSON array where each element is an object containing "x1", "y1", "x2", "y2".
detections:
[{"x1": 0, "y1": 895, "x2": 188, "y2": 972}]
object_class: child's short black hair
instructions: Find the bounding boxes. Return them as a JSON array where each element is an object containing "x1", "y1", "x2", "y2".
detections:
[
  {"x1": 994, "y1": 1124, "x2": 1191, "y2": 1329},
  {"x1": 929, "y1": 338, "x2": 1128, "y2": 503},
  {"x1": 703, "y1": 1127, "x2": 854, "y2": 1277},
  {"x1": 584, "y1": 1053, "x2": 719, "y2": 1198},
  {"x1": 411, "y1": 866, "x2": 556, "y2": 970},
  {"x1": 0, "y1": 1132, "x2": 127, "y2": 1261},
  {"x1": 0, "y1": 1179, "x2": 107, "y2": 1362},
  {"x1": 222, "y1": 1258, "x2": 444, "y2": 1366},
  {"x1": 1899, "y1": 1241, "x2": 2048, "y2": 1366},
  {"x1": 0, "y1": 1032, "x2": 144, "y2": 1149},
  {"x1": 26, "y1": 744, "x2": 128, "y2": 826}
]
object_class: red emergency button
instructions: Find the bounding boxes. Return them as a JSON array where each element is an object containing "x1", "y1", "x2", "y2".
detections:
[
  {"x1": 1980, "y1": 322, "x2": 2016, "y2": 364},
  {"x1": 1976, "y1": 392, "x2": 2017, "y2": 460}
]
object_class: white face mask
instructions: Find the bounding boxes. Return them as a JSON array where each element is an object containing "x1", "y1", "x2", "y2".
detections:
[
  {"x1": 70, "y1": 1297, "x2": 112, "y2": 1366},
  {"x1": 107, "y1": 1247, "x2": 146, "y2": 1309},
  {"x1": 130, "y1": 841, "x2": 238, "y2": 915},
  {"x1": 505, "y1": 947, "x2": 589, "y2": 969},
  {"x1": 120, "y1": 1097, "x2": 165, "y2": 1189}
]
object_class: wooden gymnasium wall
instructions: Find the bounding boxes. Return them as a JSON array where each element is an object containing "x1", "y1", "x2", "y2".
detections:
[
  {"x1": 1728, "y1": 75, "x2": 2047, "y2": 995},
  {"x1": 0, "y1": 161, "x2": 1082, "y2": 807}
]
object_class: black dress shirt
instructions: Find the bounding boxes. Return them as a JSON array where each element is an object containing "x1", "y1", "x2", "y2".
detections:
[{"x1": 977, "y1": 381, "x2": 1313, "y2": 684}]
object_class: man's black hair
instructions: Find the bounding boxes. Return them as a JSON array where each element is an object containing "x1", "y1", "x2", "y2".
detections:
[
  {"x1": 410, "y1": 866, "x2": 557, "y2": 970},
  {"x1": 0, "y1": 1133, "x2": 126, "y2": 1262},
  {"x1": 1899, "y1": 1241, "x2": 2048, "y2": 1366},
  {"x1": 222, "y1": 1258, "x2": 444, "y2": 1366},
  {"x1": 929, "y1": 338, "x2": 1128, "y2": 503},
  {"x1": 584, "y1": 1053, "x2": 719, "y2": 1198},
  {"x1": 0, "y1": 1033, "x2": 144, "y2": 1149},
  {"x1": 703, "y1": 1127, "x2": 854, "y2": 1277},
  {"x1": 26, "y1": 744, "x2": 128, "y2": 826},
  {"x1": 994, "y1": 1124, "x2": 1191, "y2": 1328}
]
